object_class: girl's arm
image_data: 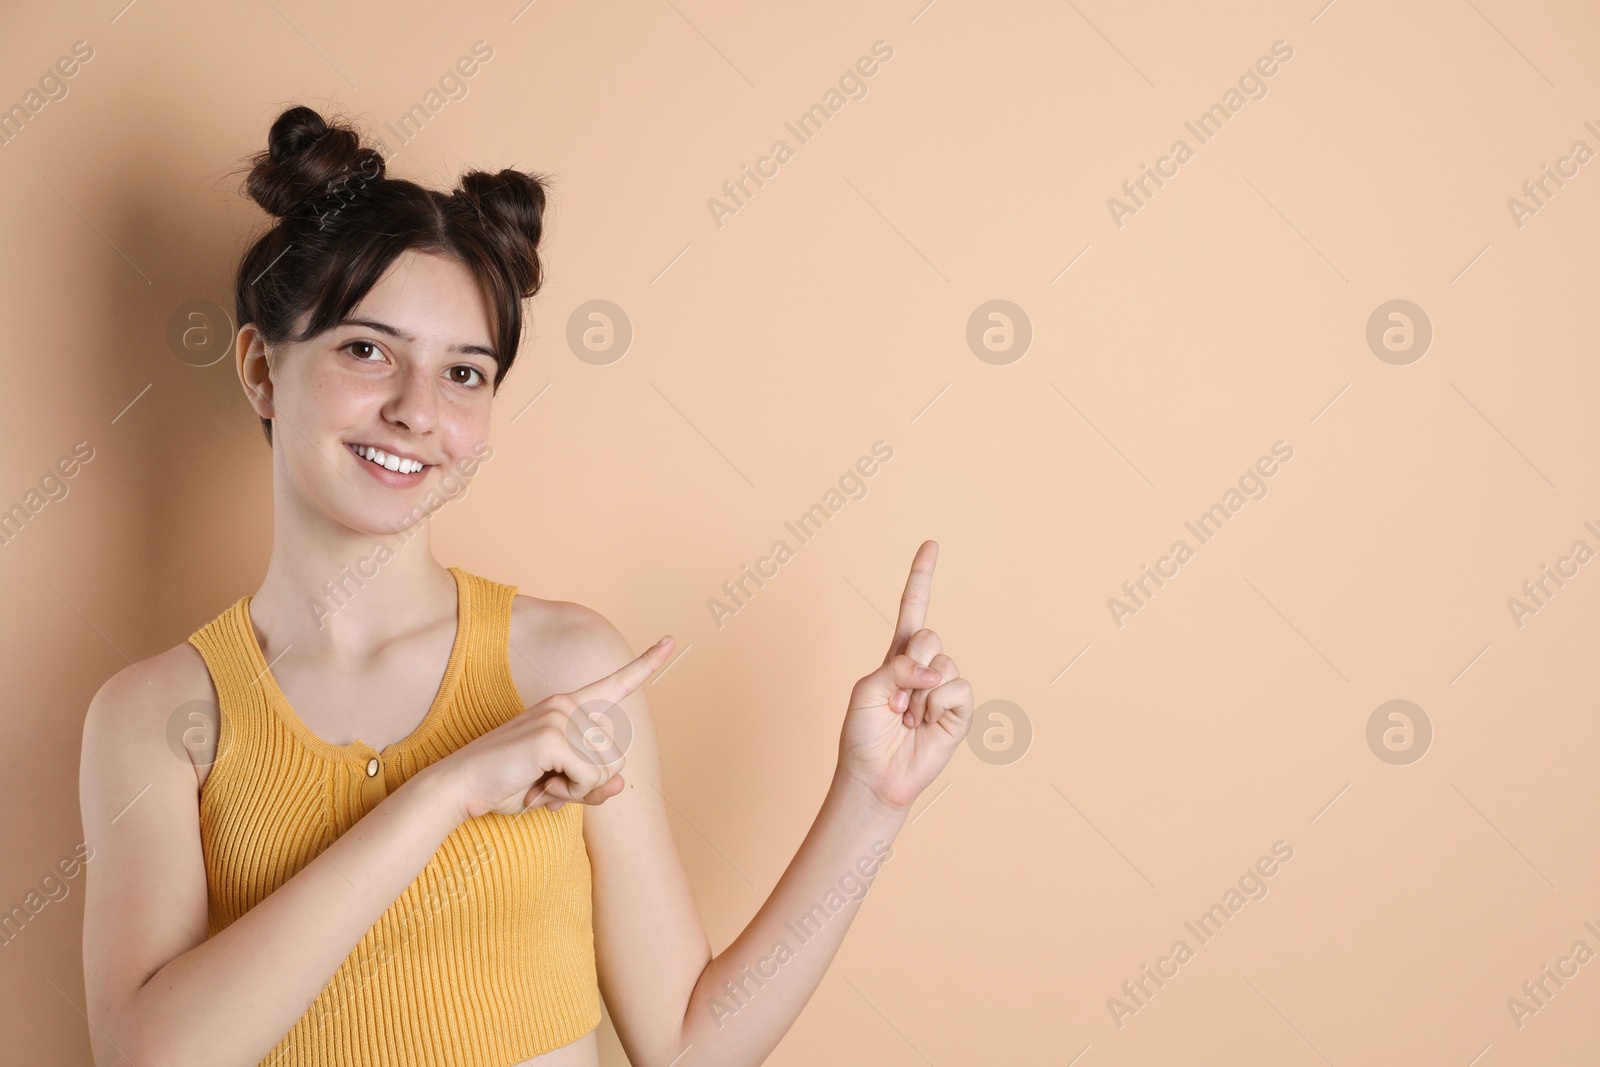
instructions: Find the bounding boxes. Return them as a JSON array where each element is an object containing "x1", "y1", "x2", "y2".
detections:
[
  {"x1": 79, "y1": 646, "x2": 467, "y2": 1067},
  {"x1": 570, "y1": 541, "x2": 972, "y2": 1067}
]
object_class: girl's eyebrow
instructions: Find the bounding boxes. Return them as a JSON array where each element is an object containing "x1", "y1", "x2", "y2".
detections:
[{"x1": 337, "y1": 317, "x2": 497, "y2": 360}]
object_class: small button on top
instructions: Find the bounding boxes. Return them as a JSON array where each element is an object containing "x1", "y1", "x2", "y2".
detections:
[{"x1": 366, "y1": 756, "x2": 380, "y2": 777}]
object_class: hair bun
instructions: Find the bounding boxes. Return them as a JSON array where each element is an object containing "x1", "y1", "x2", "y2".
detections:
[
  {"x1": 453, "y1": 169, "x2": 549, "y2": 296},
  {"x1": 245, "y1": 105, "x2": 387, "y2": 219}
]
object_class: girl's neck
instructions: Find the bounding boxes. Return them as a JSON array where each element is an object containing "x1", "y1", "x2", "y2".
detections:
[{"x1": 248, "y1": 493, "x2": 455, "y2": 656}]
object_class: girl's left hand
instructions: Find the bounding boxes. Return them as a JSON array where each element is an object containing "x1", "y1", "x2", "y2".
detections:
[{"x1": 836, "y1": 540, "x2": 974, "y2": 814}]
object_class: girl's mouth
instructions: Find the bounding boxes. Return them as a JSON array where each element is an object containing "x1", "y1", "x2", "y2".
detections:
[{"x1": 347, "y1": 443, "x2": 431, "y2": 485}]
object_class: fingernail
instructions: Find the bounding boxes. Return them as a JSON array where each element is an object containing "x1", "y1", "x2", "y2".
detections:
[{"x1": 918, "y1": 668, "x2": 940, "y2": 682}]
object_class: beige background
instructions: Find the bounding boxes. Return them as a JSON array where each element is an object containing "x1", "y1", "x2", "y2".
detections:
[{"x1": 2, "y1": 0, "x2": 1597, "y2": 1063}]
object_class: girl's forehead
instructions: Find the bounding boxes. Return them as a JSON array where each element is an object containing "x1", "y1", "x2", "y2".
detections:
[{"x1": 360, "y1": 254, "x2": 489, "y2": 313}]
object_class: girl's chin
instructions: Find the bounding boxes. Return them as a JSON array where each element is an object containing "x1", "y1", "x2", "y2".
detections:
[{"x1": 324, "y1": 501, "x2": 436, "y2": 540}]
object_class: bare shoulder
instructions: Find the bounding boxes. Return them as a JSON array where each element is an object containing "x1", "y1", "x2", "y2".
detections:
[
  {"x1": 507, "y1": 594, "x2": 670, "y2": 839},
  {"x1": 84, "y1": 639, "x2": 220, "y2": 790},
  {"x1": 506, "y1": 592, "x2": 640, "y2": 703},
  {"x1": 90, "y1": 639, "x2": 215, "y2": 707}
]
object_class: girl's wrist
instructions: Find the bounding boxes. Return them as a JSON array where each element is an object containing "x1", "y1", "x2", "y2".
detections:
[
  {"x1": 828, "y1": 766, "x2": 913, "y2": 830},
  {"x1": 406, "y1": 760, "x2": 471, "y2": 831}
]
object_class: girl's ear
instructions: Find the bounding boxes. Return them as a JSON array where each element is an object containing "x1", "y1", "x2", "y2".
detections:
[{"x1": 236, "y1": 323, "x2": 276, "y2": 420}]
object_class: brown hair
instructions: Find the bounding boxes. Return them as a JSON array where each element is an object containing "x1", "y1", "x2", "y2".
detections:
[{"x1": 234, "y1": 104, "x2": 551, "y2": 443}]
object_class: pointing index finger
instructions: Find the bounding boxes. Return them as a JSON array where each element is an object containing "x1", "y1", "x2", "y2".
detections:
[
  {"x1": 884, "y1": 540, "x2": 938, "y2": 666},
  {"x1": 573, "y1": 635, "x2": 675, "y2": 705}
]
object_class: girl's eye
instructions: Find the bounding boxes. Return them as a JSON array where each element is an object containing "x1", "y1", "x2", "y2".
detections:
[
  {"x1": 448, "y1": 365, "x2": 488, "y2": 387},
  {"x1": 344, "y1": 340, "x2": 385, "y2": 362}
]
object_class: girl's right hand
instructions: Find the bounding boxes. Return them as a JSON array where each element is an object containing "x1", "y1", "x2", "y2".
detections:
[{"x1": 434, "y1": 635, "x2": 675, "y2": 819}]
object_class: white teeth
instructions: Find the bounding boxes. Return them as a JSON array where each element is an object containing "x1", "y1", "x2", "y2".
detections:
[{"x1": 352, "y1": 444, "x2": 424, "y2": 474}]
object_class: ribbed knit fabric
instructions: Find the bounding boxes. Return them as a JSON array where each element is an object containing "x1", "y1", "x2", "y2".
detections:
[{"x1": 188, "y1": 566, "x2": 601, "y2": 1067}]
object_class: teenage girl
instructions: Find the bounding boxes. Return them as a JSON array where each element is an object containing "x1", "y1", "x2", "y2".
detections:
[{"x1": 78, "y1": 105, "x2": 974, "y2": 1067}]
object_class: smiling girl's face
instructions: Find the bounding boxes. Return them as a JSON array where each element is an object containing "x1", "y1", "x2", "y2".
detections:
[{"x1": 240, "y1": 248, "x2": 500, "y2": 537}]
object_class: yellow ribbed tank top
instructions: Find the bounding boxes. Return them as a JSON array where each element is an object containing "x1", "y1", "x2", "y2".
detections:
[{"x1": 188, "y1": 566, "x2": 601, "y2": 1066}]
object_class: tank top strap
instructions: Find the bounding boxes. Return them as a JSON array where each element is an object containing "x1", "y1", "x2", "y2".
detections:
[
  {"x1": 187, "y1": 594, "x2": 273, "y2": 779},
  {"x1": 444, "y1": 566, "x2": 528, "y2": 736}
]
